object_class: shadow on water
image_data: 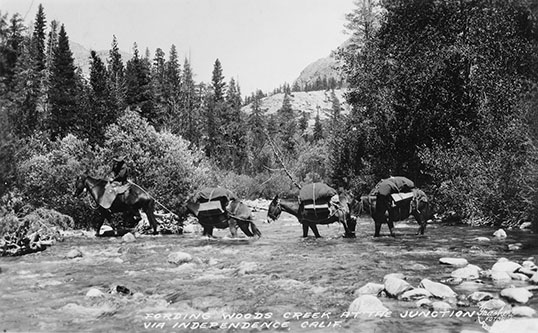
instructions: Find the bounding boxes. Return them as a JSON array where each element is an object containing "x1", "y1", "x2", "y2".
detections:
[{"x1": 0, "y1": 211, "x2": 537, "y2": 333}]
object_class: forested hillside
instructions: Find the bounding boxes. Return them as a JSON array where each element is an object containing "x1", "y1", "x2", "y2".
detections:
[{"x1": 1, "y1": 1, "x2": 538, "y2": 230}]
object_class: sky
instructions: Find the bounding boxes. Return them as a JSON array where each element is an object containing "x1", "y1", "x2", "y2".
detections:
[{"x1": 1, "y1": 0, "x2": 356, "y2": 97}]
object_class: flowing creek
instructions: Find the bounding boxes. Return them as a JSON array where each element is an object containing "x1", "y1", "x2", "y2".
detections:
[{"x1": 1, "y1": 210, "x2": 537, "y2": 333}]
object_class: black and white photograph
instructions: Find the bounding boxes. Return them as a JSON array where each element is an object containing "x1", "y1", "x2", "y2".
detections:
[{"x1": 1, "y1": 0, "x2": 538, "y2": 332}]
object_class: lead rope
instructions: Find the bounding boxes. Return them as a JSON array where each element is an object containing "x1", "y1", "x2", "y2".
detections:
[{"x1": 127, "y1": 180, "x2": 178, "y2": 217}]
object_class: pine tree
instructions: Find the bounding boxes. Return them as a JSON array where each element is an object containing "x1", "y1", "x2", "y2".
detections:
[
  {"x1": 1, "y1": 14, "x2": 25, "y2": 89},
  {"x1": 107, "y1": 35, "x2": 126, "y2": 112},
  {"x1": 276, "y1": 93, "x2": 296, "y2": 154},
  {"x1": 204, "y1": 58, "x2": 227, "y2": 159},
  {"x1": 211, "y1": 58, "x2": 226, "y2": 102},
  {"x1": 48, "y1": 24, "x2": 81, "y2": 140},
  {"x1": 31, "y1": 4, "x2": 46, "y2": 72},
  {"x1": 151, "y1": 47, "x2": 167, "y2": 126},
  {"x1": 161, "y1": 45, "x2": 181, "y2": 132},
  {"x1": 11, "y1": 39, "x2": 40, "y2": 137},
  {"x1": 246, "y1": 90, "x2": 267, "y2": 172},
  {"x1": 125, "y1": 43, "x2": 155, "y2": 121},
  {"x1": 223, "y1": 77, "x2": 247, "y2": 170},
  {"x1": 180, "y1": 58, "x2": 199, "y2": 144},
  {"x1": 86, "y1": 50, "x2": 116, "y2": 144},
  {"x1": 312, "y1": 108, "x2": 323, "y2": 141}
]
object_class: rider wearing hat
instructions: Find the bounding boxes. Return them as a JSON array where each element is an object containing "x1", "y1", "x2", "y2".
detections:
[{"x1": 111, "y1": 156, "x2": 130, "y2": 184}]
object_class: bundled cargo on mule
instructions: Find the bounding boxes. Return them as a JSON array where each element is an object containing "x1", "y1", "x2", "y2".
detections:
[{"x1": 298, "y1": 182, "x2": 339, "y2": 219}]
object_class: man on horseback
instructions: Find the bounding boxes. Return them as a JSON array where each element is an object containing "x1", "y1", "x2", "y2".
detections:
[
  {"x1": 99, "y1": 156, "x2": 132, "y2": 210},
  {"x1": 111, "y1": 156, "x2": 130, "y2": 184}
]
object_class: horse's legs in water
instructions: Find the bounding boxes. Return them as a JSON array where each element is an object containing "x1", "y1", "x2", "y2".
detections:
[
  {"x1": 236, "y1": 221, "x2": 254, "y2": 237},
  {"x1": 387, "y1": 218, "x2": 396, "y2": 237},
  {"x1": 202, "y1": 225, "x2": 214, "y2": 237},
  {"x1": 309, "y1": 223, "x2": 322, "y2": 238},
  {"x1": 373, "y1": 195, "x2": 390, "y2": 237},
  {"x1": 144, "y1": 200, "x2": 159, "y2": 235},
  {"x1": 95, "y1": 209, "x2": 111, "y2": 237},
  {"x1": 301, "y1": 223, "x2": 309, "y2": 237},
  {"x1": 228, "y1": 219, "x2": 239, "y2": 238},
  {"x1": 413, "y1": 211, "x2": 426, "y2": 235}
]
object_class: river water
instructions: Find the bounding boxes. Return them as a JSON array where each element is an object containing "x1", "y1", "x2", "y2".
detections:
[{"x1": 0, "y1": 211, "x2": 537, "y2": 333}]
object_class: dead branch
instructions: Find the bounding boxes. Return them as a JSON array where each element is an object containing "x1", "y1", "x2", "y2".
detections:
[{"x1": 263, "y1": 130, "x2": 302, "y2": 190}]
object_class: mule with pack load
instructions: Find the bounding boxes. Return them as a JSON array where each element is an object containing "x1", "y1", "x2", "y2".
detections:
[
  {"x1": 267, "y1": 182, "x2": 356, "y2": 238},
  {"x1": 358, "y1": 176, "x2": 433, "y2": 237},
  {"x1": 186, "y1": 187, "x2": 261, "y2": 239}
]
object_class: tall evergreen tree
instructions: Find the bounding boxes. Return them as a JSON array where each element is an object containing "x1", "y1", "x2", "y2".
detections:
[
  {"x1": 125, "y1": 43, "x2": 155, "y2": 121},
  {"x1": 276, "y1": 93, "x2": 296, "y2": 154},
  {"x1": 107, "y1": 35, "x2": 126, "y2": 112},
  {"x1": 31, "y1": 4, "x2": 46, "y2": 72},
  {"x1": 11, "y1": 39, "x2": 40, "y2": 137},
  {"x1": 223, "y1": 77, "x2": 247, "y2": 170},
  {"x1": 48, "y1": 24, "x2": 80, "y2": 140},
  {"x1": 246, "y1": 90, "x2": 267, "y2": 173},
  {"x1": 162, "y1": 45, "x2": 181, "y2": 129},
  {"x1": 180, "y1": 58, "x2": 199, "y2": 144},
  {"x1": 85, "y1": 50, "x2": 116, "y2": 144}
]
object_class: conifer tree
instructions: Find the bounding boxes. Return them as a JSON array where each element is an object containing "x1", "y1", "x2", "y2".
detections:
[
  {"x1": 11, "y1": 39, "x2": 40, "y2": 137},
  {"x1": 107, "y1": 35, "x2": 126, "y2": 112},
  {"x1": 163, "y1": 44, "x2": 181, "y2": 126},
  {"x1": 180, "y1": 58, "x2": 199, "y2": 144},
  {"x1": 31, "y1": 4, "x2": 46, "y2": 72},
  {"x1": 48, "y1": 24, "x2": 81, "y2": 140},
  {"x1": 125, "y1": 43, "x2": 155, "y2": 122},
  {"x1": 86, "y1": 50, "x2": 116, "y2": 144},
  {"x1": 276, "y1": 93, "x2": 296, "y2": 154},
  {"x1": 151, "y1": 47, "x2": 167, "y2": 126},
  {"x1": 224, "y1": 77, "x2": 247, "y2": 170},
  {"x1": 246, "y1": 90, "x2": 267, "y2": 172}
]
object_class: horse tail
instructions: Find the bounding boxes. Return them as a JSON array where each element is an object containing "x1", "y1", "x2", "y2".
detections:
[{"x1": 249, "y1": 222, "x2": 262, "y2": 238}]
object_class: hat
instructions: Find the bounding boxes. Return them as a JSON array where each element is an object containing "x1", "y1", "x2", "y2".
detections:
[{"x1": 113, "y1": 156, "x2": 125, "y2": 162}]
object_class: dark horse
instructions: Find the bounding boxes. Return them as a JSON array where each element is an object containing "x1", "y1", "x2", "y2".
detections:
[
  {"x1": 267, "y1": 194, "x2": 356, "y2": 238},
  {"x1": 359, "y1": 189, "x2": 432, "y2": 237},
  {"x1": 186, "y1": 199, "x2": 261, "y2": 238},
  {"x1": 74, "y1": 174, "x2": 158, "y2": 236}
]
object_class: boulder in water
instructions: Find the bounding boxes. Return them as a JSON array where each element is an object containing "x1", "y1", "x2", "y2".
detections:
[
  {"x1": 167, "y1": 251, "x2": 193, "y2": 265},
  {"x1": 493, "y1": 229, "x2": 507, "y2": 239},
  {"x1": 86, "y1": 288, "x2": 105, "y2": 298},
  {"x1": 451, "y1": 265, "x2": 481, "y2": 280},
  {"x1": 400, "y1": 288, "x2": 432, "y2": 301},
  {"x1": 355, "y1": 283, "x2": 385, "y2": 296},
  {"x1": 122, "y1": 232, "x2": 136, "y2": 242},
  {"x1": 492, "y1": 261, "x2": 521, "y2": 273},
  {"x1": 500, "y1": 287, "x2": 533, "y2": 304},
  {"x1": 384, "y1": 277, "x2": 412, "y2": 298},
  {"x1": 348, "y1": 295, "x2": 390, "y2": 314},
  {"x1": 479, "y1": 299, "x2": 508, "y2": 311},
  {"x1": 66, "y1": 249, "x2": 83, "y2": 259},
  {"x1": 439, "y1": 257, "x2": 468, "y2": 267},
  {"x1": 420, "y1": 278, "x2": 457, "y2": 299},
  {"x1": 491, "y1": 271, "x2": 512, "y2": 284},
  {"x1": 383, "y1": 273, "x2": 405, "y2": 281},
  {"x1": 467, "y1": 291, "x2": 494, "y2": 303},
  {"x1": 431, "y1": 301, "x2": 451, "y2": 311},
  {"x1": 512, "y1": 306, "x2": 537, "y2": 318}
]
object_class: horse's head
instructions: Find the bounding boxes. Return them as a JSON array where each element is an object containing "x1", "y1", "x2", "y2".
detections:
[
  {"x1": 266, "y1": 195, "x2": 282, "y2": 223},
  {"x1": 73, "y1": 174, "x2": 87, "y2": 197}
]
